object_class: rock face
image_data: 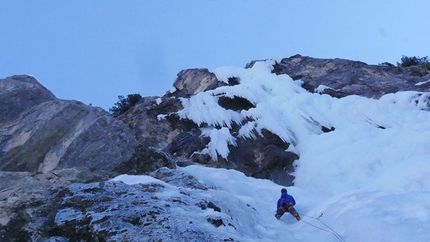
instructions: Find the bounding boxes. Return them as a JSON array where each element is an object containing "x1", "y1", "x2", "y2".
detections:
[
  {"x1": 0, "y1": 75, "x2": 139, "y2": 173},
  {"x1": 172, "y1": 68, "x2": 224, "y2": 97},
  {"x1": 268, "y1": 54, "x2": 430, "y2": 98},
  {"x1": 0, "y1": 167, "x2": 233, "y2": 242},
  {"x1": 0, "y1": 75, "x2": 56, "y2": 127},
  {"x1": 117, "y1": 96, "x2": 183, "y2": 150}
]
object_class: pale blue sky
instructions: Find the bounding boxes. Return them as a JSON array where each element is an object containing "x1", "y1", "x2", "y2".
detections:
[{"x1": 1, "y1": 1, "x2": 429, "y2": 111}]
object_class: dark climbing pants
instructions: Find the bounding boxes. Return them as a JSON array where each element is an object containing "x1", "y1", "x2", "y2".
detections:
[{"x1": 276, "y1": 202, "x2": 299, "y2": 218}]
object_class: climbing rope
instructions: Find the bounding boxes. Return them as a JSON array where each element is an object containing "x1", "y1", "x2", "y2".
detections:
[{"x1": 301, "y1": 213, "x2": 346, "y2": 242}]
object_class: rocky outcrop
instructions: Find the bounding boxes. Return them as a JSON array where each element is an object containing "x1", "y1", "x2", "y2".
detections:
[
  {"x1": 172, "y1": 68, "x2": 224, "y2": 97},
  {"x1": 0, "y1": 167, "x2": 109, "y2": 241},
  {"x1": 114, "y1": 146, "x2": 177, "y2": 174},
  {"x1": 0, "y1": 75, "x2": 56, "y2": 127},
  {"x1": 0, "y1": 75, "x2": 139, "y2": 174},
  {"x1": 117, "y1": 96, "x2": 184, "y2": 149},
  {"x1": 267, "y1": 54, "x2": 430, "y2": 98},
  {"x1": 0, "y1": 167, "x2": 235, "y2": 242}
]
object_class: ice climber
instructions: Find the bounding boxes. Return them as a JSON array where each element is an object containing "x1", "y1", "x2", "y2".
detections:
[{"x1": 275, "y1": 188, "x2": 301, "y2": 221}]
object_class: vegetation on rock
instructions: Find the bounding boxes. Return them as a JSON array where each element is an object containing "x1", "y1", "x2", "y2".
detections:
[
  {"x1": 379, "y1": 55, "x2": 430, "y2": 76},
  {"x1": 109, "y1": 93, "x2": 142, "y2": 117}
]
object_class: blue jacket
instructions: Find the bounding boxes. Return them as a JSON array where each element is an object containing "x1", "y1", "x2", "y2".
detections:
[{"x1": 277, "y1": 193, "x2": 296, "y2": 210}]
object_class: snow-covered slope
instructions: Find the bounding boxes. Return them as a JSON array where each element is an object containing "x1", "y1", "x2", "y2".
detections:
[{"x1": 115, "y1": 60, "x2": 430, "y2": 241}]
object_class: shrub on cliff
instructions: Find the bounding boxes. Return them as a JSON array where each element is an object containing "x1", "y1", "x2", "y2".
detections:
[
  {"x1": 379, "y1": 55, "x2": 430, "y2": 76},
  {"x1": 109, "y1": 94, "x2": 142, "y2": 117},
  {"x1": 398, "y1": 55, "x2": 429, "y2": 67}
]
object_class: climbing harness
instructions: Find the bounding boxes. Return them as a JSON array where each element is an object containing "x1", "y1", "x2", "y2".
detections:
[{"x1": 301, "y1": 213, "x2": 346, "y2": 242}]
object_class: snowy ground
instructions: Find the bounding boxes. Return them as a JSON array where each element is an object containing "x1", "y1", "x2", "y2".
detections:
[{"x1": 115, "y1": 60, "x2": 430, "y2": 241}]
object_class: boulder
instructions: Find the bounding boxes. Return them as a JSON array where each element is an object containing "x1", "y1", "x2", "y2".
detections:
[{"x1": 172, "y1": 68, "x2": 224, "y2": 97}]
